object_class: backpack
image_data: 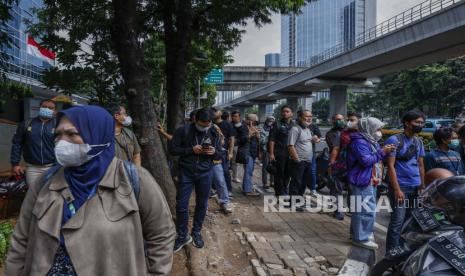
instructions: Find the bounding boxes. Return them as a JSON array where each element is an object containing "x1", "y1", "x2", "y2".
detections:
[
  {"x1": 394, "y1": 133, "x2": 420, "y2": 161},
  {"x1": 40, "y1": 160, "x2": 140, "y2": 200},
  {"x1": 331, "y1": 131, "x2": 351, "y2": 179}
]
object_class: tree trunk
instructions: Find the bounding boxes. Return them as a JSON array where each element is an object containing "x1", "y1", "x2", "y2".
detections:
[
  {"x1": 164, "y1": 0, "x2": 193, "y2": 134},
  {"x1": 111, "y1": 0, "x2": 176, "y2": 212}
]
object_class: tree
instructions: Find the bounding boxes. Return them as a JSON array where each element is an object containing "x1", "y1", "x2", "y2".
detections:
[
  {"x1": 312, "y1": 98, "x2": 329, "y2": 122},
  {"x1": 157, "y1": 0, "x2": 308, "y2": 133},
  {"x1": 31, "y1": 0, "x2": 177, "y2": 210}
]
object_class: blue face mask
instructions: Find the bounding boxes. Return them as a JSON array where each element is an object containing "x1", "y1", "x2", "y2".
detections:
[
  {"x1": 39, "y1": 107, "x2": 54, "y2": 119},
  {"x1": 449, "y1": 139, "x2": 460, "y2": 149}
]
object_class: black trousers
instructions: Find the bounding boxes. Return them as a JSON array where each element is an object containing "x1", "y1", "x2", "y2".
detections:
[
  {"x1": 274, "y1": 152, "x2": 291, "y2": 196},
  {"x1": 289, "y1": 160, "x2": 312, "y2": 197}
]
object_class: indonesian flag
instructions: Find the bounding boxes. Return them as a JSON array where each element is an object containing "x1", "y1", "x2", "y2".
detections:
[{"x1": 26, "y1": 36, "x2": 56, "y2": 66}]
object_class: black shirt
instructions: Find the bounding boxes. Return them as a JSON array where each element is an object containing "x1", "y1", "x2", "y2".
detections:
[
  {"x1": 269, "y1": 119, "x2": 295, "y2": 155},
  {"x1": 216, "y1": 120, "x2": 236, "y2": 149}
]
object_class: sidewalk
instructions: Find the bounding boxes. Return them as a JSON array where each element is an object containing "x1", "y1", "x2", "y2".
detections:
[{"x1": 172, "y1": 162, "x2": 387, "y2": 275}]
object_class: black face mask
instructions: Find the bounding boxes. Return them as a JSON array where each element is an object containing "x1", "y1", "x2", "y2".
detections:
[{"x1": 412, "y1": 125, "x2": 423, "y2": 133}]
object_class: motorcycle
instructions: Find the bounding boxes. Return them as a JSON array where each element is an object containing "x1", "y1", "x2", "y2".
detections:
[{"x1": 370, "y1": 176, "x2": 465, "y2": 276}]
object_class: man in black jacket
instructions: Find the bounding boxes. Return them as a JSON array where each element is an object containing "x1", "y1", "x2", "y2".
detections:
[
  {"x1": 10, "y1": 99, "x2": 57, "y2": 186},
  {"x1": 169, "y1": 108, "x2": 222, "y2": 252},
  {"x1": 268, "y1": 105, "x2": 294, "y2": 196}
]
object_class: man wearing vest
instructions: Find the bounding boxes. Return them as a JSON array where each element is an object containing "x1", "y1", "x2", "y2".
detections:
[
  {"x1": 109, "y1": 105, "x2": 141, "y2": 166},
  {"x1": 384, "y1": 110, "x2": 426, "y2": 253},
  {"x1": 287, "y1": 110, "x2": 315, "y2": 211},
  {"x1": 10, "y1": 99, "x2": 57, "y2": 186},
  {"x1": 269, "y1": 105, "x2": 294, "y2": 196}
]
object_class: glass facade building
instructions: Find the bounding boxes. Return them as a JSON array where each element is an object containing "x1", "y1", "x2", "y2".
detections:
[
  {"x1": 280, "y1": 0, "x2": 376, "y2": 67},
  {"x1": 265, "y1": 53, "x2": 280, "y2": 67},
  {"x1": 2, "y1": 0, "x2": 51, "y2": 86}
]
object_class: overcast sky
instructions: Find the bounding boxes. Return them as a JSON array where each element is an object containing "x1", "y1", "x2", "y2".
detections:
[{"x1": 231, "y1": 0, "x2": 424, "y2": 66}]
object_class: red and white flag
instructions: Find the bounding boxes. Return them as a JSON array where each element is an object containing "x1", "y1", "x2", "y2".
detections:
[{"x1": 26, "y1": 36, "x2": 56, "y2": 66}]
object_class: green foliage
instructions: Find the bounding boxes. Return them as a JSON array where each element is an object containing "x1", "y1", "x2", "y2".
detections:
[
  {"x1": 312, "y1": 98, "x2": 329, "y2": 122},
  {"x1": 245, "y1": 106, "x2": 258, "y2": 117},
  {"x1": 350, "y1": 56, "x2": 465, "y2": 122},
  {"x1": 0, "y1": 220, "x2": 14, "y2": 266},
  {"x1": 0, "y1": 80, "x2": 34, "y2": 109}
]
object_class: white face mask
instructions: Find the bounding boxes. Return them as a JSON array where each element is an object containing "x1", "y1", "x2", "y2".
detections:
[
  {"x1": 55, "y1": 140, "x2": 110, "y2": 167},
  {"x1": 347, "y1": 121, "x2": 357, "y2": 129},
  {"x1": 122, "y1": 115, "x2": 132, "y2": 127},
  {"x1": 373, "y1": 130, "x2": 383, "y2": 142},
  {"x1": 234, "y1": 122, "x2": 242, "y2": 128}
]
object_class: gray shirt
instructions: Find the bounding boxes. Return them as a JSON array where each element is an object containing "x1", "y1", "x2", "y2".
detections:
[{"x1": 287, "y1": 125, "x2": 313, "y2": 161}]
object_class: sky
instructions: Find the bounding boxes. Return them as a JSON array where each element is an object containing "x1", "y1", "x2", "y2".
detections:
[{"x1": 230, "y1": 0, "x2": 424, "y2": 66}]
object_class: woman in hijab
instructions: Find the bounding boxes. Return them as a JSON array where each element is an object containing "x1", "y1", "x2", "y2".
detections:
[
  {"x1": 347, "y1": 117, "x2": 396, "y2": 250},
  {"x1": 5, "y1": 105, "x2": 175, "y2": 276}
]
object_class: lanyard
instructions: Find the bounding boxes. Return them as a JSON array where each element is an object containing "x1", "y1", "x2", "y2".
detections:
[
  {"x1": 67, "y1": 185, "x2": 98, "y2": 216},
  {"x1": 438, "y1": 150, "x2": 459, "y2": 175}
]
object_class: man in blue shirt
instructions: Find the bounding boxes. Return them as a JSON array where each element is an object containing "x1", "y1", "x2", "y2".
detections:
[
  {"x1": 425, "y1": 127, "x2": 464, "y2": 175},
  {"x1": 385, "y1": 110, "x2": 426, "y2": 253},
  {"x1": 10, "y1": 99, "x2": 57, "y2": 187}
]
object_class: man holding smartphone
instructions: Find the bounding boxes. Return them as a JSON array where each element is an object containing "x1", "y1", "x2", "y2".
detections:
[
  {"x1": 169, "y1": 108, "x2": 222, "y2": 252},
  {"x1": 384, "y1": 110, "x2": 426, "y2": 253}
]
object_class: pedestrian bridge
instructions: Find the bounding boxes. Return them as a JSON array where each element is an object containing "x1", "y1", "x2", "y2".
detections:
[{"x1": 216, "y1": 0, "x2": 465, "y2": 116}]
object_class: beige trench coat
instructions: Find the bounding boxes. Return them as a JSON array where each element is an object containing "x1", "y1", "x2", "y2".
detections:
[{"x1": 5, "y1": 158, "x2": 176, "y2": 276}]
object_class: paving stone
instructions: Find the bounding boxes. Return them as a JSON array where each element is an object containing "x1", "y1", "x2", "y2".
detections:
[
  {"x1": 247, "y1": 233, "x2": 257, "y2": 242},
  {"x1": 305, "y1": 267, "x2": 324, "y2": 276},
  {"x1": 266, "y1": 263, "x2": 285, "y2": 270},
  {"x1": 292, "y1": 267, "x2": 307, "y2": 276},
  {"x1": 279, "y1": 254, "x2": 308, "y2": 269},
  {"x1": 303, "y1": 257, "x2": 315, "y2": 264},
  {"x1": 257, "y1": 249, "x2": 283, "y2": 265},
  {"x1": 280, "y1": 242, "x2": 293, "y2": 250},
  {"x1": 314, "y1": 256, "x2": 327, "y2": 264},
  {"x1": 253, "y1": 266, "x2": 267, "y2": 276},
  {"x1": 304, "y1": 247, "x2": 320, "y2": 257},
  {"x1": 328, "y1": 267, "x2": 340, "y2": 274},
  {"x1": 325, "y1": 255, "x2": 346, "y2": 268},
  {"x1": 251, "y1": 258, "x2": 261, "y2": 267},
  {"x1": 250, "y1": 241, "x2": 274, "y2": 251},
  {"x1": 268, "y1": 268, "x2": 294, "y2": 276},
  {"x1": 281, "y1": 234, "x2": 294, "y2": 242},
  {"x1": 270, "y1": 241, "x2": 283, "y2": 251},
  {"x1": 258, "y1": 236, "x2": 268, "y2": 243}
]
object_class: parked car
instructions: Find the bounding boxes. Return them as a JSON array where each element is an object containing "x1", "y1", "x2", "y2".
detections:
[{"x1": 422, "y1": 118, "x2": 455, "y2": 133}]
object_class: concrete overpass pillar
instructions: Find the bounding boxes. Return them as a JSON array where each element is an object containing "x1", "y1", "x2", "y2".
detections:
[
  {"x1": 287, "y1": 98, "x2": 299, "y2": 114},
  {"x1": 330, "y1": 86, "x2": 348, "y2": 119},
  {"x1": 258, "y1": 104, "x2": 267, "y2": 123}
]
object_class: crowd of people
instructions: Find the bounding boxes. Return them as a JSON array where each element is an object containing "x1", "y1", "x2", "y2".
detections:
[{"x1": 5, "y1": 98, "x2": 465, "y2": 274}]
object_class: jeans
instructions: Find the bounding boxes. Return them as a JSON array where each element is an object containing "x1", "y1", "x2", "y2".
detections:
[
  {"x1": 213, "y1": 164, "x2": 229, "y2": 205},
  {"x1": 386, "y1": 185, "x2": 419, "y2": 252},
  {"x1": 261, "y1": 151, "x2": 273, "y2": 187},
  {"x1": 308, "y1": 155, "x2": 317, "y2": 191},
  {"x1": 289, "y1": 160, "x2": 312, "y2": 198},
  {"x1": 243, "y1": 155, "x2": 255, "y2": 193},
  {"x1": 274, "y1": 153, "x2": 290, "y2": 196},
  {"x1": 176, "y1": 170, "x2": 213, "y2": 238},
  {"x1": 231, "y1": 146, "x2": 239, "y2": 180},
  {"x1": 350, "y1": 184, "x2": 377, "y2": 242},
  {"x1": 329, "y1": 173, "x2": 345, "y2": 212},
  {"x1": 221, "y1": 151, "x2": 232, "y2": 192}
]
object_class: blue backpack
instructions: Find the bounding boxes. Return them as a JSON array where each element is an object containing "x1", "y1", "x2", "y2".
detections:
[{"x1": 40, "y1": 160, "x2": 140, "y2": 200}]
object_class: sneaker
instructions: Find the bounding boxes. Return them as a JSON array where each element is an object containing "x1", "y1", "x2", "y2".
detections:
[
  {"x1": 352, "y1": 240, "x2": 379, "y2": 250},
  {"x1": 228, "y1": 193, "x2": 234, "y2": 200},
  {"x1": 173, "y1": 235, "x2": 193, "y2": 253},
  {"x1": 220, "y1": 203, "x2": 233, "y2": 214},
  {"x1": 233, "y1": 178, "x2": 241, "y2": 183},
  {"x1": 310, "y1": 190, "x2": 319, "y2": 197},
  {"x1": 369, "y1": 233, "x2": 375, "y2": 242},
  {"x1": 209, "y1": 190, "x2": 217, "y2": 198},
  {"x1": 192, "y1": 232, "x2": 204, "y2": 248},
  {"x1": 243, "y1": 191, "x2": 260, "y2": 196},
  {"x1": 334, "y1": 211, "x2": 344, "y2": 220}
]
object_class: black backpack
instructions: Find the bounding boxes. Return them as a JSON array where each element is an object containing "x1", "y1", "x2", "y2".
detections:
[{"x1": 394, "y1": 133, "x2": 421, "y2": 162}]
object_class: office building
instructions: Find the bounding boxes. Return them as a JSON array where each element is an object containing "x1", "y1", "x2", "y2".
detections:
[{"x1": 265, "y1": 53, "x2": 280, "y2": 67}]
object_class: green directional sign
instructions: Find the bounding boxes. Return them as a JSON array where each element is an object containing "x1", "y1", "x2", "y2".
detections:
[{"x1": 203, "y1": 68, "x2": 224, "y2": 84}]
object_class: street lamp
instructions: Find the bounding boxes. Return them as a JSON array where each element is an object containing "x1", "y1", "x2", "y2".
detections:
[{"x1": 192, "y1": 52, "x2": 208, "y2": 109}]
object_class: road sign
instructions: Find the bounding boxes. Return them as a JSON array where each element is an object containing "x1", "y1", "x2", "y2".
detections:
[{"x1": 203, "y1": 68, "x2": 224, "y2": 84}]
